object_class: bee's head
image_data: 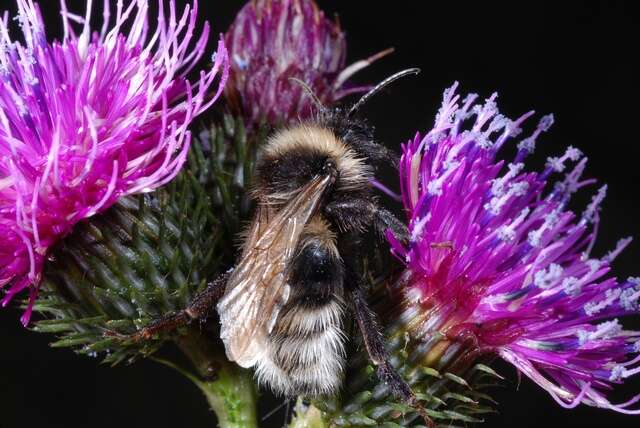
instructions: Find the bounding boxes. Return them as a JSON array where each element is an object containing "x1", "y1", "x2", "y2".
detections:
[
  {"x1": 254, "y1": 69, "x2": 420, "y2": 205},
  {"x1": 254, "y1": 124, "x2": 373, "y2": 204}
]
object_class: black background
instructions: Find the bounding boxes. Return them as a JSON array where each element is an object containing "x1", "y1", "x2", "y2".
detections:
[{"x1": 1, "y1": 1, "x2": 638, "y2": 427}]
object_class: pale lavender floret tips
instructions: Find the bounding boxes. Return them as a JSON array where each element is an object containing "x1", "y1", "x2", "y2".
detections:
[{"x1": 387, "y1": 82, "x2": 640, "y2": 413}]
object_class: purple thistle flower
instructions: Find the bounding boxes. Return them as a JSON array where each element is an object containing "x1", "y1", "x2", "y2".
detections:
[
  {"x1": 387, "y1": 82, "x2": 640, "y2": 413},
  {"x1": 0, "y1": 0, "x2": 229, "y2": 325},
  {"x1": 224, "y1": 0, "x2": 390, "y2": 127}
]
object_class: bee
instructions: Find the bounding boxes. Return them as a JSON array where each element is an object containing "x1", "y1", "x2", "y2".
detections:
[{"x1": 123, "y1": 69, "x2": 432, "y2": 425}]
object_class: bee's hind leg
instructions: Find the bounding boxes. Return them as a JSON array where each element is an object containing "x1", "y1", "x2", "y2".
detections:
[
  {"x1": 350, "y1": 284, "x2": 435, "y2": 428},
  {"x1": 105, "y1": 271, "x2": 229, "y2": 343}
]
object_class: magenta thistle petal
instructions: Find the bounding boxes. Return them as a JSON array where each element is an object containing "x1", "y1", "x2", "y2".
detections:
[
  {"x1": 391, "y1": 82, "x2": 640, "y2": 412},
  {"x1": 0, "y1": 0, "x2": 229, "y2": 325},
  {"x1": 224, "y1": 0, "x2": 389, "y2": 127}
]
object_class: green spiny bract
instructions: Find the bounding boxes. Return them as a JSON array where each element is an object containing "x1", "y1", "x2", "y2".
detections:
[
  {"x1": 31, "y1": 115, "x2": 256, "y2": 364},
  {"x1": 312, "y1": 280, "x2": 500, "y2": 427}
]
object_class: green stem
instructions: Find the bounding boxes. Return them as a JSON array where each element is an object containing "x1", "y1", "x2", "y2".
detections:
[
  {"x1": 287, "y1": 399, "x2": 328, "y2": 428},
  {"x1": 197, "y1": 364, "x2": 259, "y2": 428},
  {"x1": 172, "y1": 329, "x2": 259, "y2": 428}
]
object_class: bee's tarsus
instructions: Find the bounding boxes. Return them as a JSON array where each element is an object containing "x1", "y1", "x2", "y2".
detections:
[
  {"x1": 374, "y1": 206, "x2": 409, "y2": 242},
  {"x1": 350, "y1": 286, "x2": 433, "y2": 427}
]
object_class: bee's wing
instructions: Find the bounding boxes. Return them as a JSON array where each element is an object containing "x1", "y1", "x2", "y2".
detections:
[{"x1": 216, "y1": 174, "x2": 333, "y2": 368}]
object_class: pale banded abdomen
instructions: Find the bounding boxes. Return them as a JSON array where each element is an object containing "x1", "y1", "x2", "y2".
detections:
[{"x1": 255, "y1": 300, "x2": 346, "y2": 396}]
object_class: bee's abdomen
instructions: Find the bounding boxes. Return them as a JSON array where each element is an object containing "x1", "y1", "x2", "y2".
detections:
[
  {"x1": 256, "y1": 301, "x2": 346, "y2": 396},
  {"x1": 288, "y1": 238, "x2": 343, "y2": 307},
  {"x1": 254, "y1": 216, "x2": 346, "y2": 396}
]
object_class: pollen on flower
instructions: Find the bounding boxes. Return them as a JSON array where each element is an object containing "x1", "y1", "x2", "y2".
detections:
[
  {"x1": 562, "y1": 277, "x2": 582, "y2": 296},
  {"x1": 620, "y1": 285, "x2": 640, "y2": 311},
  {"x1": 527, "y1": 209, "x2": 560, "y2": 247},
  {"x1": 497, "y1": 208, "x2": 530, "y2": 243},
  {"x1": 485, "y1": 182, "x2": 530, "y2": 215},
  {"x1": 546, "y1": 147, "x2": 582, "y2": 173},
  {"x1": 539, "y1": 114, "x2": 555, "y2": 132},
  {"x1": 586, "y1": 258, "x2": 602, "y2": 273},
  {"x1": 609, "y1": 365, "x2": 629, "y2": 382},
  {"x1": 511, "y1": 181, "x2": 530, "y2": 197},
  {"x1": 472, "y1": 94, "x2": 499, "y2": 128},
  {"x1": 582, "y1": 185, "x2": 608, "y2": 224},
  {"x1": 534, "y1": 264, "x2": 564, "y2": 289},
  {"x1": 566, "y1": 146, "x2": 583, "y2": 161},
  {"x1": 505, "y1": 119, "x2": 523, "y2": 138},
  {"x1": 580, "y1": 319, "x2": 623, "y2": 345},
  {"x1": 546, "y1": 157, "x2": 566, "y2": 173},
  {"x1": 497, "y1": 226, "x2": 516, "y2": 243},
  {"x1": 606, "y1": 237, "x2": 633, "y2": 262},
  {"x1": 492, "y1": 163, "x2": 524, "y2": 196},
  {"x1": 516, "y1": 114, "x2": 554, "y2": 154},
  {"x1": 584, "y1": 288, "x2": 622, "y2": 316},
  {"x1": 455, "y1": 93, "x2": 479, "y2": 123},
  {"x1": 518, "y1": 136, "x2": 537, "y2": 154},
  {"x1": 427, "y1": 162, "x2": 460, "y2": 196},
  {"x1": 487, "y1": 114, "x2": 508, "y2": 134},
  {"x1": 427, "y1": 180, "x2": 443, "y2": 196},
  {"x1": 410, "y1": 215, "x2": 430, "y2": 243},
  {"x1": 554, "y1": 158, "x2": 593, "y2": 200}
]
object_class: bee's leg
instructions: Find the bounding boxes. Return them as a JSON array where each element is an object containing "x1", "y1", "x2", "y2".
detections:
[
  {"x1": 371, "y1": 206, "x2": 409, "y2": 243},
  {"x1": 324, "y1": 199, "x2": 409, "y2": 242},
  {"x1": 357, "y1": 140, "x2": 400, "y2": 169},
  {"x1": 349, "y1": 284, "x2": 435, "y2": 428},
  {"x1": 106, "y1": 272, "x2": 229, "y2": 342},
  {"x1": 376, "y1": 207, "x2": 455, "y2": 250}
]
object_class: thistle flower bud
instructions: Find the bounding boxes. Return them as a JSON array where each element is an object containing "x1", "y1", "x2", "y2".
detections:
[
  {"x1": 0, "y1": 0, "x2": 229, "y2": 325},
  {"x1": 224, "y1": 0, "x2": 389, "y2": 127}
]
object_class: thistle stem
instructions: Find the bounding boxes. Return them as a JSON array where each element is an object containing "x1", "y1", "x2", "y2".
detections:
[
  {"x1": 174, "y1": 329, "x2": 259, "y2": 428},
  {"x1": 287, "y1": 400, "x2": 328, "y2": 428},
  {"x1": 197, "y1": 365, "x2": 259, "y2": 428}
]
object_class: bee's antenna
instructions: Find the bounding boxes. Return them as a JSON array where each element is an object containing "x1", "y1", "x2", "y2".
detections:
[
  {"x1": 289, "y1": 77, "x2": 326, "y2": 113},
  {"x1": 348, "y1": 68, "x2": 420, "y2": 117}
]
